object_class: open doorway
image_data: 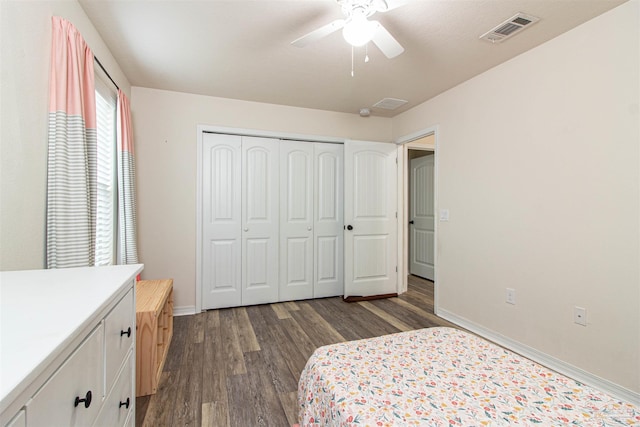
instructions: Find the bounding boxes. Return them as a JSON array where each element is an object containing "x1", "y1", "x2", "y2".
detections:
[{"x1": 398, "y1": 132, "x2": 436, "y2": 297}]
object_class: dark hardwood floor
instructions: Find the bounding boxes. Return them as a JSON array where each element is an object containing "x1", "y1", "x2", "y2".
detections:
[{"x1": 136, "y1": 276, "x2": 458, "y2": 426}]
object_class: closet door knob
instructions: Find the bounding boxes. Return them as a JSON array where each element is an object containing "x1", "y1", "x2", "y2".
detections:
[
  {"x1": 409, "y1": 220, "x2": 414, "y2": 224},
  {"x1": 74, "y1": 390, "x2": 92, "y2": 408},
  {"x1": 119, "y1": 398, "x2": 130, "y2": 409},
  {"x1": 243, "y1": 228, "x2": 249, "y2": 232},
  {"x1": 120, "y1": 327, "x2": 131, "y2": 337},
  {"x1": 307, "y1": 227, "x2": 312, "y2": 231},
  {"x1": 346, "y1": 225, "x2": 353, "y2": 231}
]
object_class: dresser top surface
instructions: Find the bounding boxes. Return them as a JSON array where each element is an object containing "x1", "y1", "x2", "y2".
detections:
[{"x1": 0, "y1": 264, "x2": 143, "y2": 410}]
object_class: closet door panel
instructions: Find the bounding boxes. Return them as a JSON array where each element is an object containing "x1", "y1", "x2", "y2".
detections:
[
  {"x1": 279, "y1": 141, "x2": 314, "y2": 301},
  {"x1": 202, "y1": 133, "x2": 242, "y2": 309},
  {"x1": 242, "y1": 137, "x2": 279, "y2": 305},
  {"x1": 314, "y1": 143, "x2": 344, "y2": 298}
]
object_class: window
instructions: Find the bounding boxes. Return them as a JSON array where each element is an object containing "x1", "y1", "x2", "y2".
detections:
[{"x1": 94, "y1": 68, "x2": 117, "y2": 266}]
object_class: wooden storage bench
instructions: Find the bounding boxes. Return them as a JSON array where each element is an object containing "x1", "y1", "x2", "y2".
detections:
[{"x1": 136, "y1": 279, "x2": 174, "y2": 396}]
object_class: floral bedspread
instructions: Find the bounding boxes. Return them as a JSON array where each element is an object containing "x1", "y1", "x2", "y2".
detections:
[{"x1": 298, "y1": 327, "x2": 639, "y2": 426}]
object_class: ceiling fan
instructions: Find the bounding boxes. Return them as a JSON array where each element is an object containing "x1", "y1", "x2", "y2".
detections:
[{"x1": 291, "y1": 0, "x2": 406, "y2": 59}]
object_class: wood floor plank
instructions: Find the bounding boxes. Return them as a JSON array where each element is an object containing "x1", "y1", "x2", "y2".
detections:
[
  {"x1": 302, "y1": 297, "x2": 365, "y2": 342},
  {"x1": 183, "y1": 310, "x2": 205, "y2": 345},
  {"x1": 311, "y1": 297, "x2": 401, "y2": 339},
  {"x1": 283, "y1": 301, "x2": 300, "y2": 312},
  {"x1": 357, "y1": 300, "x2": 414, "y2": 332},
  {"x1": 202, "y1": 401, "x2": 229, "y2": 427},
  {"x1": 278, "y1": 317, "x2": 316, "y2": 365},
  {"x1": 135, "y1": 396, "x2": 150, "y2": 427},
  {"x1": 162, "y1": 314, "x2": 188, "y2": 372},
  {"x1": 366, "y1": 297, "x2": 436, "y2": 329},
  {"x1": 202, "y1": 317, "x2": 227, "y2": 404},
  {"x1": 172, "y1": 341, "x2": 203, "y2": 426},
  {"x1": 279, "y1": 392, "x2": 299, "y2": 427},
  {"x1": 401, "y1": 288, "x2": 435, "y2": 310},
  {"x1": 289, "y1": 301, "x2": 345, "y2": 345},
  {"x1": 219, "y1": 309, "x2": 247, "y2": 375},
  {"x1": 270, "y1": 302, "x2": 292, "y2": 319},
  {"x1": 265, "y1": 318, "x2": 312, "y2": 378},
  {"x1": 141, "y1": 370, "x2": 180, "y2": 427},
  {"x1": 234, "y1": 307, "x2": 260, "y2": 352},
  {"x1": 226, "y1": 374, "x2": 256, "y2": 427},
  {"x1": 390, "y1": 297, "x2": 459, "y2": 329},
  {"x1": 205, "y1": 309, "x2": 220, "y2": 328},
  {"x1": 245, "y1": 305, "x2": 299, "y2": 393},
  {"x1": 243, "y1": 351, "x2": 291, "y2": 426}
]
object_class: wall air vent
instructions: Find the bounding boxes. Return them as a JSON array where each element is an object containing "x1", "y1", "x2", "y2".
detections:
[{"x1": 480, "y1": 13, "x2": 540, "y2": 43}]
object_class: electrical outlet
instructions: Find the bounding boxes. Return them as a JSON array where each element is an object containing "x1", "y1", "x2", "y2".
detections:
[
  {"x1": 574, "y1": 306, "x2": 587, "y2": 326},
  {"x1": 506, "y1": 288, "x2": 516, "y2": 305}
]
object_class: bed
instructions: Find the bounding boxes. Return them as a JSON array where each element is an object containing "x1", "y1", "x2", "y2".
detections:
[{"x1": 298, "y1": 327, "x2": 639, "y2": 426}]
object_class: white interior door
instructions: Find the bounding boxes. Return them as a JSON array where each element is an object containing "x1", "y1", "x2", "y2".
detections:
[
  {"x1": 344, "y1": 140, "x2": 397, "y2": 297},
  {"x1": 314, "y1": 143, "x2": 344, "y2": 298},
  {"x1": 242, "y1": 136, "x2": 279, "y2": 305},
  {"x1": 409, "y1": 154, "x2": 435, "y2": 280},
  {"x1": 202, "y1": 133, "x2": 242, "y2": 309},
  {"x1": 279, "y1": 141, "x2": 314, "y2": 301}
]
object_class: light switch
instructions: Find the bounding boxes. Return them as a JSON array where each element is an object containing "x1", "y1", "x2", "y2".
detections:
[{"x1": 439, "y1": 209, "x2": 450, "y2": 221}]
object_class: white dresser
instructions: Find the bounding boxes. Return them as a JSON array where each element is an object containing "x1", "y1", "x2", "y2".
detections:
[{"x1": 0, "y1": 264, "x2": 143, "y2": 427}]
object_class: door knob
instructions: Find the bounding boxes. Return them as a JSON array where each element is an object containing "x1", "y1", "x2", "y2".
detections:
[
  {"x1": 347, "y1": 225, "x2": 353, "y2": 231},
  {"x1": 243, "y1": 228, "x2": 249, "y2": 232},
  {"x1": 307, "y1": 227, "x2": 312, "y2": 231},
  {"x1": 409, "y1": 220, "x2": 414, "y2": 224}
]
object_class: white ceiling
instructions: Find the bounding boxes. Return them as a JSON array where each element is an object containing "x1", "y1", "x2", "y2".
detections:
[{"x1": 78, "y1": 0, "x2": 627, "y2": 118}]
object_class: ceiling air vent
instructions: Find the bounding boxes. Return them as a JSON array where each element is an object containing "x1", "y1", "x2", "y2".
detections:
[
  {"x1": 480, "y1": 13, "x2": 540, "y2": 43},
  {"x1": 373, "y1": 98, "x2": 408, "y2": 110}
]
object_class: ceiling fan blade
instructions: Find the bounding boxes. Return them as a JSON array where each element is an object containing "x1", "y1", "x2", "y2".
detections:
[
  {"x1": 291, "y1": 19, "x2": 345, "y2": 47},
  {"x1": 370, "y1": 21, "x2": 404, "y2": 58},
  {"x1": 374, "y1": 0, "x2": 411, "y2": 12}
]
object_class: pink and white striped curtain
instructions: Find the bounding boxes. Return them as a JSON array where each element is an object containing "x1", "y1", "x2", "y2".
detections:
[
  {"x1": 46, "y1": 16, "x2": 97, "y2": 268},
  {"x1": 117, "y1": 90, "x2": 139, "y2": 264}
]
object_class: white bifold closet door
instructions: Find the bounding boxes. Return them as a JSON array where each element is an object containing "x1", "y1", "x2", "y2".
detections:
[
  {"x1": 313, "y1": 143, "x2": 344, "y2": 298},
  {"x1": 202, "y1": 134, "x2": 342, "y2": 309},
  {"x1": 279, "y1": 142, "x2": 343, "y2": 301},
  {"x1": 202, "y1": 133, "x2": 242, "y2": 309},
  {"x1": 242, "y1": 136, "x2": 280, "y2": 305},
  {"x1": 202, "y1": 133, "x2": 280, "y2": 309}
]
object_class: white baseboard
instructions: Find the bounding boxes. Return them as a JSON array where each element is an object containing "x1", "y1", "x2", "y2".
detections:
[
  {"x1": 437, "y1": 308, "x2": 640, "y2": 406},
  {"x1": 173, "y1": 305, "x2": 196, "y2": 317}
]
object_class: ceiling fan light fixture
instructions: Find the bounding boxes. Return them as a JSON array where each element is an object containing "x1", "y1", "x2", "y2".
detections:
[{"x1": 342, "y1": 13, "x2": 376, "y2": 46}]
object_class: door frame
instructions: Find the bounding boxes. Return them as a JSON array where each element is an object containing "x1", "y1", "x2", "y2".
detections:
[
  {"x1": 196, "y1": 125, "x2": 343, "y2": 313},
  {"x1": 395, "y1": 126, "x2": 439, "y2": 313}
]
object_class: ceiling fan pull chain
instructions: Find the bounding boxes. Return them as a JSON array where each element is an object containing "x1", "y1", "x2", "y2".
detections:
[{"x1": 351, "y1": 45, "x2": 355, "y2": 77}]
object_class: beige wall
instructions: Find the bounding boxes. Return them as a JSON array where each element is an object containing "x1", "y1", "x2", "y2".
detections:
[
  {"x1": 394, "y1": 1, "x2": 639, "y2": 393},
  {"x1": 131, "y1": 87, "x2": 392, "y2": 310},
  {"x1": 0, "y1": 0, "x2": 131, "y2": 270}
]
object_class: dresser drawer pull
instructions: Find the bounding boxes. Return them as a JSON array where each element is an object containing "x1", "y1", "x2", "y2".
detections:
[
  {"x1": 119, "y1": 398, "x2": 130, "y2": 409},
  {"x1": 120, "y1": 327, "x2": 132, "y2": 337},
  {"x1": 74, "y1": 390, "x2": 92, "y2": 408}
]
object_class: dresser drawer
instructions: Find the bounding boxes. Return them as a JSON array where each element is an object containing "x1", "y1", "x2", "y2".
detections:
[
  {"x1": 93, "y1": 351, "x2": 134, "y2": 427},
  {"x1": 26, "y1": 325, "x2": 104, "y2": 427},
  {"x1": 104, "y1": 287, "x2": 135, "y2": 394}
]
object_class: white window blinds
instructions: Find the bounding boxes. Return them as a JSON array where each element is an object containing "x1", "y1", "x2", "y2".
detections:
[{"x1": 94, "y1": 71, "x2": 117, "y2": 266}]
